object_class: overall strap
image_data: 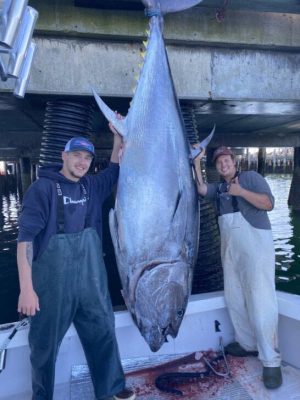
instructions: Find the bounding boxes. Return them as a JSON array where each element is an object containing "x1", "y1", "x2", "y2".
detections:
[
  {"x1": 80, "y1": 183, "x2": 92, "y2": 229},
  {"x1": 56, "y1": 182, "x2": 91, "y2": 234},
  {"x1": 231, "y1": 195, "x2": 239, "y2": 213},
  {"x1": 216, "y1": 171, "x2": 240, "y2": 216},
  {"x1": 232, "y1": 171, "x2": 241, "y2": 213},
  {"x1": 56, "y1": 182, "x2": 65, "y2": 234},
  {"x1": 216, "y1": 184, "x2": 223, "y2": 217}
]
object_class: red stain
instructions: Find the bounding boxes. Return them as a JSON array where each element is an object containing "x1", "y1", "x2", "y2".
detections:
[{"x1": 124, "y1": 351, "x2": 253, "y2": 399}]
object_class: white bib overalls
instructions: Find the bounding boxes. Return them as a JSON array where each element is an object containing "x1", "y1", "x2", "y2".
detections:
[{"x1": 219, "y1": 211, "x2": 281, "y2": 367}]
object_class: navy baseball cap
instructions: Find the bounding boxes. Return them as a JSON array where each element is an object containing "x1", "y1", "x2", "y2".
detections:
[{"x1": 64, "y1": 136, "x2": 95, "y2": 156}]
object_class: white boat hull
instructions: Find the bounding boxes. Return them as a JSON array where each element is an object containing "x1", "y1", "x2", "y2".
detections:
[{"x1": 1, "y1": 290, "x2": 300, "y2": 399}]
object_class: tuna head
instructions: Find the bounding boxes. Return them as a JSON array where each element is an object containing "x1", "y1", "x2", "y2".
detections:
[{"x1": 133, "y1": 261, "x2": 190, "y2": 352}]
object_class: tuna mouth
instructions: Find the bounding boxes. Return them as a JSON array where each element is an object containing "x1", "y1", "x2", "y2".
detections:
[
  {"x1": 148, "y1": 324, "x2": 175, "y2": 352},
  {"x1": 161, "y1": 323, "x2": 176, "y2": 338},
  {"x1": 161, "y1": 326, "x2": 168, "y2": 337},
  {"x1": 132, "y1": 261, "x2": 188, "y2": 352},
  {"x1": 150, "y1": 342, "x2": 162, "y2": 353}
]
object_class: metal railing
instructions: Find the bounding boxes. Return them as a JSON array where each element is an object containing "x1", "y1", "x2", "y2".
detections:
[{"x1": 0, "y1": 0, "x2": 38, "y2": 97}]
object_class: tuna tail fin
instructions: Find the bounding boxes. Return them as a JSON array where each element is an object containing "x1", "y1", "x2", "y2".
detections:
[
  {"x1": 190, "y1": 124, "x2": 216, "y2": 160},
  {"x1": 141, "y1": 0, "x2": 204, "y2": 15},
  {"x1": 92, "y1": 88, "x2": 127, "y2": 137}
]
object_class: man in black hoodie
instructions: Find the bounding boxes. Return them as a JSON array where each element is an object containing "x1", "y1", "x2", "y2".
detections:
[{"x1": 17, "y1": 130, "x2": 135, "y2": 400}]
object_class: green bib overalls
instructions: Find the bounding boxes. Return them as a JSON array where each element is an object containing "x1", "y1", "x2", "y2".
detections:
[{"x1": 29, "y1": 182, "x2": 125, "y2": 400}]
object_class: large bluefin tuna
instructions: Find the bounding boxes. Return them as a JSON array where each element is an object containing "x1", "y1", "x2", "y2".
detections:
[{"x1": 93, "y1": 0, "x2": 213, "y2": 352}]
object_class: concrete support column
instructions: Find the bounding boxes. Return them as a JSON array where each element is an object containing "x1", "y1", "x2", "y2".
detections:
[
  {"x1": 2, "y1": 162, "x2": 8, "y2": 176},
  {"x1": 30, "y1": 163, "x2": 37, "y2": 183},
  {"x1": 35, "y1": 164, "x2": 39, "y2": 179},
  {"x1": 288, "y1": 148, "x2": 300, "y2": 210},
  {"x1": 39, "y1": 100, "x2": 94, "y2": 166},
  {"x1": 244, "y1": 147, "x2": 250, "y2": 171},
  {"x1": 205, "y1": 147, "x2": 220, "y2": 182},
  {"x1": 257, "y1": 147, "x2": 266, "y2": 176},
  {"x1": 11, "y1": 163, "x2": 16, "y2": 176},
  {"x1": 272, "y1": 149, "x2": 276, "y2": 173},
  {"x1": 181, "y1": 105, "x2": 223, "y2": 294},
  {"x1": 15, "y1": 161, "x2": 23, "y2": 199},
  {"x1": 19, "y1": 158, "x2": 31, "y2": 195}
]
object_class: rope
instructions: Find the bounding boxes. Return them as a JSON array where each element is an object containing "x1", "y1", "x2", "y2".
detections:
[
  {"x1": 0, "y1": 318, "x2": 29, "y2": 351},
  {"x1": 144, "y1": 8, "x2": 162, "y2": 18},
  {"x1": 155, "y1": 337, "x2": 230, "y2": 395}
]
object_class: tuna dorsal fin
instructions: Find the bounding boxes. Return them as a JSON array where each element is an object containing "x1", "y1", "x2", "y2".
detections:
[
  {"x1": 92, "y1": 88, "x2": 127, "y2": 137},
  {"x1": 141, "y1": 0, "x2": 204, "y2": 15}
]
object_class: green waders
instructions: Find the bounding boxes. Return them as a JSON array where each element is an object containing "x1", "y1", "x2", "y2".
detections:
[{"x1": 29, "y1": 226, "x2": 125, "y2": 400}]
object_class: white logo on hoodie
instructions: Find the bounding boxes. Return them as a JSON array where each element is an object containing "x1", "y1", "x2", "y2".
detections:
[{"x1": 63, "y1": 196, "x2": 87, "y2": 206}]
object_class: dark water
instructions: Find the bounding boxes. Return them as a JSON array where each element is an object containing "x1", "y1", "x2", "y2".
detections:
[
  {"x1": 0, "y1": 174, "x2": 300, "y2": 324},
  {"x1": 0, "y1": 177, "x2": 21, "y2": 324},
  {"x1": 266, "y1": 174, "x2": 300, "y2": 293}
]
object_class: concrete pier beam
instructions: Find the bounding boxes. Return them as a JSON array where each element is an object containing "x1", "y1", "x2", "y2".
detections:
[
  {"x1": 1, "y1": 0, "x2": 300, "y2": 155},
  {"x1": 1, "y1": 0, "x2": 299, "y2": 101},
  {"x1": 2, "y1": 38, "x2": 299, "y2": 101},
  {"x1": 29, "y1": 1, "x2": 300, "y2": 50}
]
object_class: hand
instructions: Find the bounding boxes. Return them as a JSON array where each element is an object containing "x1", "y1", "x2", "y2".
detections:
[
  {"x1": 109, "y1": 112, "x2": 124, "y2": 151},
  {"x1": 18, "y1": 288, "x2": 40, "y2": 316},
  {"x1": 108, "y1": 111, "x2": 124, "y2": 136},
  {"x1": 109, "y1": 112, "x2": 124, "y2": 163},
  {"x1": 228, "y1": 176, "x2": 243, "y2": 196},
  {"x1": 192, "y1": 144, "x2": 206, "y2": 164}
]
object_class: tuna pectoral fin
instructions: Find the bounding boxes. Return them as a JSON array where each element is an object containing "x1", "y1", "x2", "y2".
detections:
[
  {"x1": 190, "y1": 124, "x2": 216, "y2": 161},
  {"x1": 142, "y1": 0, "x2": 204, "y2": 15},
  {"x1": 170, "y1": 191, "x2": 186, "y2": 244},
  {"x1": 173, "y1": 191, "x2": 182, "y2": 220},
  {"x1": 92, "y1": 88, "x2": 127, "y2": 137},
  {"x1": 109, "y1": 209, "x2": 120, "y2": 253}
]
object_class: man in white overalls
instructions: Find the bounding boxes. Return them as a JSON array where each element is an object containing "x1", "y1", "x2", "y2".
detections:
[{"x1": 193, "y1": 146, "x2": 282, "y2": 390}]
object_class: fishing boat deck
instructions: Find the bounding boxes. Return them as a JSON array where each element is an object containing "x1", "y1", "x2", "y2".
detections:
[
  {"x1": 2, "y1": 291, "x2": 300, "y2": 399},
  {"x1": 4, "y1": 353, "x2": 300, "y2": 400}
]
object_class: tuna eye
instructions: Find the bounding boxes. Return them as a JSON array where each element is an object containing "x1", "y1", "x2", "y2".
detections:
[{"x1": 177, "y1": 309, "x2": 184, "y2": 318}]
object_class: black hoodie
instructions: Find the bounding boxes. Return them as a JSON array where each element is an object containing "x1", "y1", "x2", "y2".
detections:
[{"x1": 18, "y1": 162, "x2": 119, "y2": 260}]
